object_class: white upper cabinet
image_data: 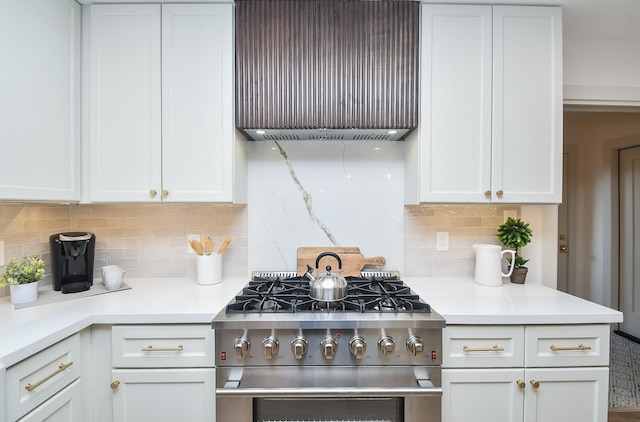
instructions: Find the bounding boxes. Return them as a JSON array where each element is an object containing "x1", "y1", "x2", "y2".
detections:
[
  {"x1": 86, "y1": 5, "x2": 162, "y2": 202},
  {"x1": 0, "y1": 0, "x2": 81, "y2": 202},
  {"x1": 85, "y1": 4, "x2": 242, "y2": 203},
  {"x1": 406, "y1": 5, "x2": 562, "y2": 204}
]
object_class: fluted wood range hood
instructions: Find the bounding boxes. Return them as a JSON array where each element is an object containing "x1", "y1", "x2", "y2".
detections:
[{"x1": 235, "y1": 0, "x2": 419, "y2": 141}]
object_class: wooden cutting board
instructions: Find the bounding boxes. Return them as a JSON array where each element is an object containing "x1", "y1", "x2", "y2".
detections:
[{"x1": 297, "y1": 247, "x2": 386, "y2": 277}]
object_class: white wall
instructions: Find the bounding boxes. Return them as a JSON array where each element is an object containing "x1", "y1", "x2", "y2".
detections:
[
  {"x1": 564, "y1": 112, "x2": 640, "y2": 307},
  {"x1": 564, "y1": 38, "x2": 640, "y2": 106}
]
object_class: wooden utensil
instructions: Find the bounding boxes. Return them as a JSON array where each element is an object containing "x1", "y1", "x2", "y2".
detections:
[
  {"x1": 202, "y1": 239, "x2": 215, "y2": 255},
  {"x1": 217, "y1": 236, "x2": 232, "y2": 254},
  {"x1": 189, "y1": 240, "x2": 203, "y2": 255},
  {"x1": 297, "y1": 247, "x2": 386, "y2": 277}
]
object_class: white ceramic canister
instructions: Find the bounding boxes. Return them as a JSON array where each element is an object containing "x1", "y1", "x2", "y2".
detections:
[{"x1": 197, "y1": 253, "x2": 222, "y2": 285}]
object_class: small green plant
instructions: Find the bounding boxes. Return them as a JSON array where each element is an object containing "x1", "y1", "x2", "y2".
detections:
[
  {"x1": 497, "y1": 217, "x2": 533, "y2": 269},
  {"x1": 0, "y1": 254, "x2": 45, "y2": 286}
]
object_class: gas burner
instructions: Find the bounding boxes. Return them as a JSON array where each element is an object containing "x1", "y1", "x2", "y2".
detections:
[{"x1": 226, "y1": 273, "x2": 431, "y2": 314}]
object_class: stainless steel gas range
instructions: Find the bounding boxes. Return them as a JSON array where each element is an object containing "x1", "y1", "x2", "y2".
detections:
[{"x1": 212, "y1": 271, "x2": 445, "y2": 422}]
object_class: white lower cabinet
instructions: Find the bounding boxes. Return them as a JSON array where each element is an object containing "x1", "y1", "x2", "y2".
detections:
[
  {"x1": 442, "y1": 324, "x2": 610, "y2": 422},
  {"x1": 111, "y1": 369, "x2": 215, "y2": 421},
  {"x1": 444, "y1": 368, "x2": 524, "y2": 421},
  {"x1": 5, "y1": 334, "x2": 83, "y2": 422},
  {"x1": 523, "y1": 367, "x2": 608, "y2": 421},
  {"x1": 100, "y1": 324, "x2": 215, "y2": 422},
  {"x1": 18, "y1": 379, "x2": 83, "y2": 422}
]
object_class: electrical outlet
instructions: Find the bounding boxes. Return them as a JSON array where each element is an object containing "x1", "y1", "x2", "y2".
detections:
[
  {"x1": 0, "y1": 241, "x2": 4, "y2": 266},
  {"x1": 436, "y1": 232, "x2": 449, "y2": 252},
  {"x1": 504, "y1": 210, "x2": 518, "y2": 220},
  {"x1": 187, "y1": 234, "x2": 200, "y2": 254}
]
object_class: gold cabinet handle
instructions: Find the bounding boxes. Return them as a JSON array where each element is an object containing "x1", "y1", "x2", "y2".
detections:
[
  {"x1": 483, "y1": 190, "x2": 491, "y2": 197},
  {"x1": 463, "y1": 345, "x2": 505, "y2": 352},
  {"x1": 161, "y1": 189, "x2": 169, "y2": 197},
  {"x1": 530, "y1": 379, "x2": 540, "y2": 389},
  {"x1": 516, "y1": 379, "x2": 526, "y2": 389},
  {"x1": 110, "y1": 380, "x2": 120, "y2": 390},
  {"x1": 496, "y1": 190, "x2": 504, "y2": 197},
  {"x1": 141, "y1": 344, "x2": 184, "y2": 352},
  {"x1": 25, "y1": 362, "x2": 73, "y2": 392},
  {"x1": 149, "y1": 189, "x2": 158, "y2": 197},
  {"x1": 549, "y1": 344, "x2": 591, "y2": 351}
]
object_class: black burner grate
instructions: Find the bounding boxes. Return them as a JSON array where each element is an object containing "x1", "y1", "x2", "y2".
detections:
[{"x1": 226, "y1": 275, "x2": 431, "y2": 314}]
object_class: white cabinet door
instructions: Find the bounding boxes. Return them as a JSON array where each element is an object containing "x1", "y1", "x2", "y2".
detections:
[
  {"x1": 523, "y1": 367, "x2": 608, "y2": 422},
  {"x1": 492, "y1": 6, "x2": 563, "y2": 204},
  {"x1": 19, "y1": 379, "x2": 83, "y2": 422},
  {"x1": 442, "y1": 368, "x2": 525, "y2": 422},
  {"x1": 87, "y1": 5, "x2": 162, "y2": 202},
  {"x1": 86, "y1": 4, "x2": 237, "y2": 203},
  {"x1": 418, "y1": 5, "x2": 493, "y2": 203},
  {"x1": 0, "y1": 0, "x2": 81, "y2": 202},
  {"x1": 161, "y1": 4, "x2": 235, "y2": 202},
  {"x1": 111, "y1": 368, "x2": 215, "y2": 422},
  {"x1": 412, "y1": 5, "x2": 562, "y2": 204}
]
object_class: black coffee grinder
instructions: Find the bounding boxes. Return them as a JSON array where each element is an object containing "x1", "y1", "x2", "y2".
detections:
[{"x1": 49, "y1": 232, "x2": 96, "y2": 293}]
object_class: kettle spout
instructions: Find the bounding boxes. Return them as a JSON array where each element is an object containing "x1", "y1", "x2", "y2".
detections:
[{"x1": 303, "y1": 264, "x2": 315, "y2": 282}]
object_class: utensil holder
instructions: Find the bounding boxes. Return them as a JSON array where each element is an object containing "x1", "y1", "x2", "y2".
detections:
[{"x1": 197, "y1": 254, "x2": 222, "y2": 285}]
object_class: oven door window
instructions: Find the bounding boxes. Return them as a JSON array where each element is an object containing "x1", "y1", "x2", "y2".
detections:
[{"x1": 254, "y1": 397, "x2": 403, "y2": 422}]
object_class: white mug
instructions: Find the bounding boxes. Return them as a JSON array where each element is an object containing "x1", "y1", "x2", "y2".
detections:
[{"x1": 102, "y1": 265, "x2": 127, "y2": 291}]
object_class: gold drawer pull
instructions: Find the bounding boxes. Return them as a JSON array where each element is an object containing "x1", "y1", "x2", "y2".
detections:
[
  {"x1": 463, "y1": 345, "x2": 505, "y2": 352},
  {"x1": 141, "y1": 344, "x2": 184, "y2": 352},
  {"x1": 110, "y1": 380, "x2": 120, "y2": 390},
  {"x1": 530, "y1": 379, "x2": 540, "y2": 389},
  {"x1": 516, "y1": 379, "x2": 526, "y2": 389},
  {"x1": 25, "y1": 361, "x2": 74, "y2": 392},
  {"x1": 549, "y1": 344, "x2": 591, "y2": 351}
]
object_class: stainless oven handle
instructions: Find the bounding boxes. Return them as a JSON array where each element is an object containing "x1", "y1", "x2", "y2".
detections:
[{"x1": 216, "y1": 387, "x2": 442, "y2": 398}]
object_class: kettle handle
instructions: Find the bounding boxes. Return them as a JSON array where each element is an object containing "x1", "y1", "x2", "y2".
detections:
[
  {"x1": 501, "y1": 249, "x2": 516, "y2": 277},
  {"x1": 315, "y1": 251, "x2": 343, "y2": 270}
]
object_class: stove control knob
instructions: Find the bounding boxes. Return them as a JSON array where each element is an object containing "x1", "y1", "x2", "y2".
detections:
[
  {"x1": 320, "y1": 337, "x2": 338, "y2": 360},
  {"x1": 349, "y1": 336, "x2": 367, "y2": 359},
  {"x1": 234, "y1": 336, "x2": 250, "y2": 359},
  {"x1": 262, "y1": 336, "x2": 279, "y2": 359},
  {"x1": 406, "y1": 335, "x2": 424, "y2": 358},
  {"x1": 290, "y1": 336, "x2": 309, "y2": 360},
  {"x1": 378, "y1": 336, "x2": 396, "y2": 357}
]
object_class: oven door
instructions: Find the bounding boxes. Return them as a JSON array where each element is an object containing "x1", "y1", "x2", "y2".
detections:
[{"x1": 216, "y1": 366, "x2": 441, "y2": 422}]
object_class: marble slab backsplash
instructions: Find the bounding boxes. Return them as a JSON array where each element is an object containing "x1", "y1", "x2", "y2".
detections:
[
  {"x1": 247, "y1": 140, "x2": 405, "y2": 272},
  {"x1": 247, "y1": 140, "x2": 519, "y2": 276}
]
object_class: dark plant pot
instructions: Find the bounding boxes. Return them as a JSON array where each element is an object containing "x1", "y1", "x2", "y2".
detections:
[{"x1": 510, "y1": 267, "x2": 528, "y2": 284}]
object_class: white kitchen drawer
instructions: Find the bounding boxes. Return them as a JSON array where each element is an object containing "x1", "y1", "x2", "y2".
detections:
[
  {"x1": 18, "y1": 379, "x2": 83, "y2": 422},
  {"x1": 112, "y1": 325, "x2": 213, "y2": 368},
  {"x1": 525, "y1": 324, "x2": 609, "y2": 367},
  {"x1": 443, "y1": 325, "x2": 524, "y2": 368},
  {"x1": 6, "y1": 333, "x2": 81, "y2": 421}
]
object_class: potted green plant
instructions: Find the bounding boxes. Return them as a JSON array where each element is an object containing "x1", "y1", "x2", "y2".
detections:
[
  {"x1": 496, "y1": 217, "x2": 533, "y2": 284},
  {"x1": 0, "y1": 253, "x2": 45, "y2": 304}
]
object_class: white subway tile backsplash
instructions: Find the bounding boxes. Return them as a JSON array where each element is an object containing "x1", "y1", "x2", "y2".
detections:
[{"x1": 0, "y1": 203, "x2": 248, "y2": 296}]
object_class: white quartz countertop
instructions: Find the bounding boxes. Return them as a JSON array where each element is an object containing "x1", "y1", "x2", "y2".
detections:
[
  {"x1": 0, "y1": 277, "x2": 622, "y2": 366},
  {"x1": 406, "y1": 277, "x2": 623, "y2": 325}
]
